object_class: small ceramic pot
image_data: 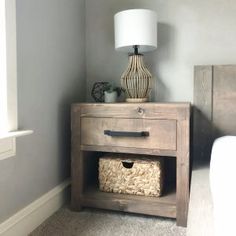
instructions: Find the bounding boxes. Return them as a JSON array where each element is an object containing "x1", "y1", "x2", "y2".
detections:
[{"x1": 104, "y1": 91, "x2": 118, "y2": 103}]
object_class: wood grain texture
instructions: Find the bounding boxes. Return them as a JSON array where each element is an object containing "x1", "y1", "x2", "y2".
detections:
[
  {"x1": 176, "y1": 114, "x2": 190, "y2": 227},
  {"x1": 81, "y1": 185, "x2": 176, "y2": 218},
  {"x1": 78, "y1": 103, "x2": 190, "y2": 120},
  {"x1": 213, "y1": 65, "x2": 236, "y2": 136},
  {"x1": 81, "y1": 117, "x2": 177, "y2": 150},
  {"x1": 193, "y1": 65, "x2": 236, "y2": 164},
  {"x1": 80, "y1": 145, "x2": 177, "y2": 157},
  {"x1": 71, "y1": 103, "x2": 190, "y2": 227},
  {"x1": 193, "y1": 66, "x2": 213, "y2": 164}
]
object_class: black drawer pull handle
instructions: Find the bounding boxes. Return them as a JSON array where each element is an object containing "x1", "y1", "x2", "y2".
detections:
[{"x1": 104, "y1": 130, "x2": 149, "y2": 137}]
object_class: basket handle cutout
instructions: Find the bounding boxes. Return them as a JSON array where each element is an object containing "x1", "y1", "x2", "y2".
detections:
[{"x1": 122, "y1": 160, "x2": 134, "y2": 169}]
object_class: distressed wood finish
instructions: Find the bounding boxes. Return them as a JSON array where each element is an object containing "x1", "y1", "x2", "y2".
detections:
[
  {"x1": 213, "y1": 65, "x2": 236, "y2": 136},
  {"x1": 71, "y1": 103, "x2": 190, "y2": 227},
  {"x1": 193, "y1": 65, "x2": 236, "y2": 164},
  {"x1": 79, "y1": 103, "x2": 189, "y2": 120},
  {"x1": 81, "y1": 117, "x2": 177, "y2": 150},
  {"x1": 82, "y1": 185, "x2": 176, "y2": 218},
  {"x1": 193, "y1": 66, "x2": 213, "y2": 164},
  {"x1": 80, "y1": 145, "x2": 177, "y2": 157},
  {"x1": 177, "y1": 113, "x2": 190, "y2": 227}
]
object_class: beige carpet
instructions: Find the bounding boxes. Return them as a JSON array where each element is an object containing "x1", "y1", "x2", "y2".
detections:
[{"x1": 30, "y1": 207, "x2": 186, "y2": 236}]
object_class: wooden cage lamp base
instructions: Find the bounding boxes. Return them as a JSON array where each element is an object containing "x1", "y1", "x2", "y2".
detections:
[{"x1": 121, "y1": 54, "x2": 152, "y2": 103}]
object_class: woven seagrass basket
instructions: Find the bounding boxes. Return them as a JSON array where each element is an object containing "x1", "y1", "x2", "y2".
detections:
[{"x1": 99, "y1": 154, "x2": 163, "y2": 197}]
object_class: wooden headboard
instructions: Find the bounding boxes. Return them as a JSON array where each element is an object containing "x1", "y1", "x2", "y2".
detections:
[{"x1": 193, "y1": 65, "x2": 236, "y2": 164}]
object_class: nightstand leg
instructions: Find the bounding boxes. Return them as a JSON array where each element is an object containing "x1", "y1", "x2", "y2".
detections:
[
  {"x1": 176, "y1": 119, "x2": 190, "y2": 227},
  {"x1": 71, "y1": 107, "x2": 82, "y2": 211}
]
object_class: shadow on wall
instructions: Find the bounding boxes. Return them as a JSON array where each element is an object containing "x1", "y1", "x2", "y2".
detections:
[
  {"x1": 149, "y1": 23, "x2": 176, "y2": 102},
  {"x1": 192, "y1": 106, "x2": 223, "y2": 171},
  {"x1": 151, "y1": 76, "x2": 168, "y2": 102},
  {"x1": 56, "y1": 79, "x2": 86, "y2": 181}
]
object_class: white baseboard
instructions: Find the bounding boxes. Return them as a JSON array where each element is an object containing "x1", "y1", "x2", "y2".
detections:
[{"x1": 0, "y1": 179, "x2": 71, "y2": 236}]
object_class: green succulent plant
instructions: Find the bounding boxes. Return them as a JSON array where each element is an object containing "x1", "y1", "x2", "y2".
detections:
[{"x1": 104, "y1": 82, "x2": 124, "y2": 97}]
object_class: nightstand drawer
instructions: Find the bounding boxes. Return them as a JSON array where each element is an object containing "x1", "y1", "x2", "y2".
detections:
[{"x1": 81, "y1": 117, "x2": 176, "y2": 150}]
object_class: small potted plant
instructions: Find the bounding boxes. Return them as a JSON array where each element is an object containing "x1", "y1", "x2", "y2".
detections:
[{"x1": 104, "y1": 83, "x2": 124, "y2": 103}]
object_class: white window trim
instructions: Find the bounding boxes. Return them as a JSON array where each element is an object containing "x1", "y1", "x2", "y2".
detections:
[
  {"x1": 0, "y1": 0, "x2": 33, "y2": 161},
  {"x1": 5, "y1": 0, "x2": 18, "y2": 132},
  {"x1": 0, "y1": 130, "x2": 33, "y2": 161}
]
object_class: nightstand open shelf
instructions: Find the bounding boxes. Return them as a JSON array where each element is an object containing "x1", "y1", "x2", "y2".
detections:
[
  {"x1": 75, "y1": 151, "x2": 177, "y2": 219},
  {"x1": 71, "y1": 103, "x2": 190, "y2": 227},
  {"x1": 82, "y1": 183, "x2": 176, "y2": 218}
]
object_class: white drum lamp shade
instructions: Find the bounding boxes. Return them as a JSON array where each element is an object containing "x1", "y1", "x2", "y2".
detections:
[
  {"x1": 114, "y1": 9, "x2": 157, "y2": 53},
  {"x1": 114, "y1": 9, "x2": 158, "y2": 102}
]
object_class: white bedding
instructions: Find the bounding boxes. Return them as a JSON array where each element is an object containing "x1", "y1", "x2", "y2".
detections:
[{"x1": 210, "y1": 136, "x2": 236, "y2": 236}]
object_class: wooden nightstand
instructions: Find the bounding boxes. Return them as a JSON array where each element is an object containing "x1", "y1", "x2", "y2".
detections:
[{"x1": 71, "y1": 103, "x2": 190, "y2": 227}]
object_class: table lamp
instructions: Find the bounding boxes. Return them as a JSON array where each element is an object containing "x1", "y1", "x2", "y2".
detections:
[{"x1": 114, "y1": 9, "x2": 157, "y2": 102}]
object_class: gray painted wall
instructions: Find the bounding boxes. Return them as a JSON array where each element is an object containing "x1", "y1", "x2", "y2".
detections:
[
  {"x1": 85, "y1": 0, "x2": 236, "y2": 102},
  {"x1": 0, "y1": 0, "x2": 86, "y2": 223}
]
